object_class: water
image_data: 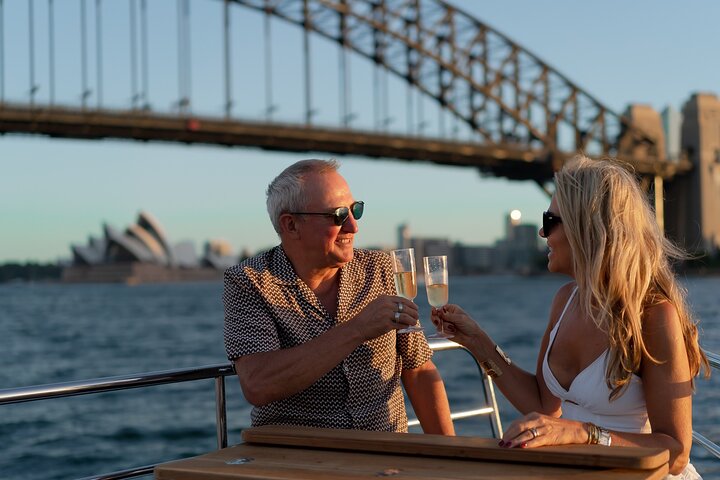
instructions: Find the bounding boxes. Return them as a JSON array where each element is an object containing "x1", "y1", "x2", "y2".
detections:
[{"x1": 0, "y1": 276, "x2": 718, "y2": 479}]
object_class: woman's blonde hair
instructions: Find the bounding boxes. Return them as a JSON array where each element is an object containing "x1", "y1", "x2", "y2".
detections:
[{"x1": 554, "y1": 156, "x2": 709, "y2": 399}]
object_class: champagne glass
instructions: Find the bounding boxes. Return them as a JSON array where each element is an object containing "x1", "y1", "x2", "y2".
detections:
[
  {"x1": 423, "y1": 255, "x2": 453, "y2": 339},
  {"x1": 390, "y1": 248, "x2": 423, "y2": 333}
]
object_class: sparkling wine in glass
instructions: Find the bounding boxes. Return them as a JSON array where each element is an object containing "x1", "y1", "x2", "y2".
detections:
[
  {"x1": 423, "y1": 255, "x2": 453, "y2": 339},
  {"x1": 390, "y1": 248, "x2": 423, "y2": 333}
]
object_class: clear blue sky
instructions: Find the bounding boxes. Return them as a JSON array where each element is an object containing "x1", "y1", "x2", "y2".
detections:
[{"x1": 1, "y1": 0, "x2": 718, "y2": 263}]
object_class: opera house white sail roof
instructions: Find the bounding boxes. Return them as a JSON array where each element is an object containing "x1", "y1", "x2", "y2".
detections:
[{"x1": 70, "y1": 211, "x2": 237, "y2": 270}]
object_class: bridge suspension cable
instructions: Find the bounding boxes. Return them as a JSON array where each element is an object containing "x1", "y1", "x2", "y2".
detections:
[
  {"x1": 0, "y1": 0, "x2": 4, "y2": 103},
  {"x1": 223, "y1": 0, "x2": 232, "y2": 118},
  {"x1": 80, "y1": 0, "x2": 89, "y2": 108},
  {"x1": 28, "y1": 0, "x2": 35, "y2": 106},
  {"x1": 96, "y1": 0, "x2": 103, "y2": 108},
  {"x1": 129, "y1": 0, "x2": 138, "y2": 108},
  {"x1": 177, "y1": 0, "x2": 191, "y2": 113},
  {"x1": 141, "y1": 0, "x2": 149, "y2": 109},
  {"x1": 263, "y1": 6, "x2": 275, "y2": 121},
  {"x1": 48, "y1": 0, "x2": 55, "y2": 105}
]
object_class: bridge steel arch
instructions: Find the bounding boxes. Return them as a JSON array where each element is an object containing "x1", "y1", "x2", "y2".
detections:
[
  {"x1": 231, "y1": 0, "x2": 676, "y2": 179},
  {"x1": 0, "y1": 0, "x2": 687, "y2": 184}
]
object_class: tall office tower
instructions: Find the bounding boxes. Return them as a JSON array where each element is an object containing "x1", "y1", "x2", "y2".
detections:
[
  {"x1": 505, "y1": 210, "x2": 522, "y2": 242},
  {"x1": 397, "y1": 224, "x2": 410, "y2": 249},
  {"x1": 665, "y1": 93, "x2": 720, "y2": 254},
  {"x1": 662, "y1": 106, "x2": 683, "y2": 162}
]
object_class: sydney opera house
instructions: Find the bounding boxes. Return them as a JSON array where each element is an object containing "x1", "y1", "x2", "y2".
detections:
[{"x1": 62, "y1": 211, "x2": 238, "y2": 284}]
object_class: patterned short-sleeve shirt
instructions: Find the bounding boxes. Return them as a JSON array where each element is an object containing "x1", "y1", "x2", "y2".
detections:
[{"x1": 223, "y1": 246, "x2": 433, "y2": 432}]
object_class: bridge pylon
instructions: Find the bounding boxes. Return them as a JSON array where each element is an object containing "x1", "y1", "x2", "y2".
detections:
[{"x1": 665, "y1": 93, "x2": 720, "y2": 255}]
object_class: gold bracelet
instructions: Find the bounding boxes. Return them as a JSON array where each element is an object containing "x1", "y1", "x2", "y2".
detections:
[
  {"x1": 585, "y1": 422, "x2": 599, "y2": 444},
  {"x1": 495, "y1": 344, "x2": 512, "y2": 365},
  {"x1": 480, "y1": 359, "x2": 503, "y2": 378}
]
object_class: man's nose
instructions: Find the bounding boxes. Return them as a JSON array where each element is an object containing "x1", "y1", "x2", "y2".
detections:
[{"x1": 343, "y1": 213, "x2": 359, "y2": 233}]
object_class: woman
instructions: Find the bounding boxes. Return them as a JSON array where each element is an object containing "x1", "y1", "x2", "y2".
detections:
[{"x1": 433, "y1": 156, "x2": 709, "y2": 478}]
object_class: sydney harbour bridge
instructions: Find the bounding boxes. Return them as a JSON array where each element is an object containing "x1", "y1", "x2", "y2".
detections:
[{"x1": 1, "y1": 0, "x2": 718, "y2": 252}]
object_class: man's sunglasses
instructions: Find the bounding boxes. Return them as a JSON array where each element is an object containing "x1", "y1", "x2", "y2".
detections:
[
  {"x1": 542, "y1": 211, "x2": 562, "y2": 237},
  {"x1": 290, "y1": 201, "x2": 364, "y2": 226}
]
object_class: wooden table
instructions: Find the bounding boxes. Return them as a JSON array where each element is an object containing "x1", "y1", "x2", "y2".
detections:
[{"x1": 155, "y1": 425, "x2": 669, "y2": 479}]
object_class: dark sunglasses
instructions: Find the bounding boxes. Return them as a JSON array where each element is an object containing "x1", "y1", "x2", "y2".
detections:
[
  {"x1": 542, "y1": 211, "x2": 562, "y2": 237},
  {"x1": 290, "y1": 201, "x2": 364, "y2": 226}
]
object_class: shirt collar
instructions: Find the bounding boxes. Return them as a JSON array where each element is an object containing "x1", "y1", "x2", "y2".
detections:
[{"x1": 268, "y1": 246, "x2": 303, "y2": 286}]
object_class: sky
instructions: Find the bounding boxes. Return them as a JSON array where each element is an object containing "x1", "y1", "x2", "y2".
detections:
[{"x1": 1, "y1": 0, "x2": 719, "y2": 263}]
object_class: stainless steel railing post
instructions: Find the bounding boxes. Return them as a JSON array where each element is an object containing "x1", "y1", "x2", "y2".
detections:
[
  {"x1": 215, "y1": 375, "x2": 228, "y2": 449},
  {"x1": 408, "y1": 340, "x2": 503, "y2": 437}
]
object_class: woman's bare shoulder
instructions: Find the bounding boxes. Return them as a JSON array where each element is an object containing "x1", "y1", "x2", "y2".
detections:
[
  {"x1": 643, "y1": 300, "x2": 681, "y2": 331},
  {"x1": 547, "y1": 281, "x2": 577, "y2": 328},
  {"x1": 642, "y1": 300, "x2": 685, "y2": 359}
]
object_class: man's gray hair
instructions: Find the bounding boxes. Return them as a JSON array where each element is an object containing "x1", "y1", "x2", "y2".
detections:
[{"x1": 266, "y1": 159, "x2": 340, "y2": 234}]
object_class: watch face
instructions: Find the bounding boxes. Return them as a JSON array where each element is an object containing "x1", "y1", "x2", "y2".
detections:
[{"x1": 598, "y1": 429, "x2": 612, "y2": 446}]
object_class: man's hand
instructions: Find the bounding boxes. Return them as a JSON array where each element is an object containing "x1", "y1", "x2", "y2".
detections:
[{"x1": 350, "y1": 295, "x2": 419, "y2": 341}]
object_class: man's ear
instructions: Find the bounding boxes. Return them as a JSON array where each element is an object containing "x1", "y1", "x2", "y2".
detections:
[{"x1": 279, "y1": 213, "x2": 301, "y2": 239}]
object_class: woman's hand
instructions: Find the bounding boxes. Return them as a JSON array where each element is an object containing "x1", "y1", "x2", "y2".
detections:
[
  {"x1": 499, "y1": 412, "x2": 587, "y2": 448},
  {"x1": 431, "y1": 304, "x2": 483, "y2": 348}
]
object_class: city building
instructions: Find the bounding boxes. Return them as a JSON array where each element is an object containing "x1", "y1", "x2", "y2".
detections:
[
  {"x1": 397, "y1": 224, "x2": 411, "y2": 249},
  {"x1": 494, "y1": 211, "x2": 542, "y2": 274},
  {"x1": 451, "y1": 244, "x2": 494, "y2": 274},
  {"x1": 397, "y1": 210, "x2": 543, "y2": 275}
]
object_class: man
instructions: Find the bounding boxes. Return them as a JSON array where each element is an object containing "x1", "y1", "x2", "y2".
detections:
[{"x1": 223, "y1": 159, "x2": 454, "y2": 434}]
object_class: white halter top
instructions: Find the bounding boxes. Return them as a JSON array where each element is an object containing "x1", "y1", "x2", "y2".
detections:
[{"x1": 542, "y1": 287, "x2": 651, "y2": 433}]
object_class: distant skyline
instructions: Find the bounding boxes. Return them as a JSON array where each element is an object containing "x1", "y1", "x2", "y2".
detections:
[{"x1": 2, "y1": 0, "x2": 719, "y2": 262}]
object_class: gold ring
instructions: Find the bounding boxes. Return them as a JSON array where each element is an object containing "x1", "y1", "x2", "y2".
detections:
[{"x1": 529, "y1": 427, "x2": 539, "y2": 439}]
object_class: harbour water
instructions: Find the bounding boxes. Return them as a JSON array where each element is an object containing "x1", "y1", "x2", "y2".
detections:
[{"x1": 1, "y1": 275, "x2": 718, "y2": 479}]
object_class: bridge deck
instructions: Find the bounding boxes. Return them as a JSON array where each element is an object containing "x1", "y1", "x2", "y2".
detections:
[{"x1": 0, "y1": 105, "x2": 690, "y2": 181}]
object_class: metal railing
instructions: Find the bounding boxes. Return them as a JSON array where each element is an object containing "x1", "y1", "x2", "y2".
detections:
[
  {"x1": 691, "y1": 351, "x2": 720, "y2": 459},
  {"x1": 1, "y1": 347, "x2": 718, "y2": 479},
  {"x1": 0, "y1": 340, "x2": 500, "y2": 480},
  {"x1": 0, "y1": 363, "x2": 237, "y2": 480},
  {"x1": 407, "y1": 340, "x2": 503, "y2": 436}
]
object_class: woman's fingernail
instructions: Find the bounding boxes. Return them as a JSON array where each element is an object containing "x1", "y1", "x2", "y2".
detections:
[
  {"x1": 497, "y1": 440, "x2": 505, "y2": 447},
  {"x1": 520, "y1": 442, "x2": 528, "y2": 449}
]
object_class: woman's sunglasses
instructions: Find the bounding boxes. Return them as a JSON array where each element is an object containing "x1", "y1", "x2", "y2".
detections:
[
  {"x1": 542, "y1": 211, "x2": 562, "y2": 237},
  {"x1": 290, "y1": 201, "x2": 364, "y2": 226}
]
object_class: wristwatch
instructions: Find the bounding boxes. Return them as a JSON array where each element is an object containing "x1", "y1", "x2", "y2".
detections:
[
  {"x1": 597, "y1": 426, "x2": 612, "y2": 446},
  {"x1": 585, "y1": 422, "x2": 612, "y2": 446}
]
